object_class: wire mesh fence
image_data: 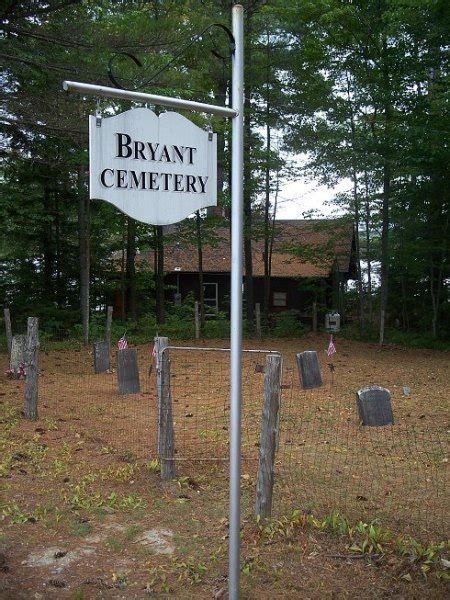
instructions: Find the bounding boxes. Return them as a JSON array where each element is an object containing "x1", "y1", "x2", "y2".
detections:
[
  {"x1": 2, "y1": 337, "x2": 448, "y2": 542},
  {"x1": 159, "y1": 346, "x2": 278, "y2": 472},
  {"x1": 37, "y1": 345, "x2": 156, "y2": 462},
  {"x1": 274, "y1": 354, "x2": 449, "y2": 542}
]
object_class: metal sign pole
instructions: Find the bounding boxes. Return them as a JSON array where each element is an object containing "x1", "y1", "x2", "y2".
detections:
[{"x1": 229, "y1": 4, "x2": 244, "y2": 600}]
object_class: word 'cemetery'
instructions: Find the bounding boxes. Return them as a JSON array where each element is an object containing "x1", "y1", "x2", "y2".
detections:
[{"x1": 99, "y1": 133, "x2": 209, "y2": 193}]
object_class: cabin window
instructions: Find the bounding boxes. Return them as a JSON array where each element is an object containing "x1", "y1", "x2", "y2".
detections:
[
  {"x1": 203, "y1": 282, "x2": 219, "y2": 316},
  {"x1": 272, "y1": 291, "x2": 287, "y2": 307}
]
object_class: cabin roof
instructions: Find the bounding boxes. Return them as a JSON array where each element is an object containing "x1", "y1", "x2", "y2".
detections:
[{"x1": 138, "y1": 219, "x2": 355, "y2": 278}]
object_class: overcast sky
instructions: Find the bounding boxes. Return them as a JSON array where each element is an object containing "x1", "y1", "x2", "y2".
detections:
[
  {"x1": 276, "y1": 175, "x2": 350, "y2": 220},
  {"x1": 260, "y1": 137, "x2": 351, "y2": 221}
]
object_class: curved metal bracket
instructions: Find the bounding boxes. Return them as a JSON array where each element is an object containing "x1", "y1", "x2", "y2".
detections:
[
  {"x1": 108, "y1": 52, "x2": 143, "y2": 90},
  {"x1": 108, "y1": 22, "x2": 235, "y2": 91}
]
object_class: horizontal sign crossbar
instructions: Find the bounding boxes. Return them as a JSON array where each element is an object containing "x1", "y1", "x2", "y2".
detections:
[{"x1": 63, "y1": 81, "x2": 238, "y2": 118}]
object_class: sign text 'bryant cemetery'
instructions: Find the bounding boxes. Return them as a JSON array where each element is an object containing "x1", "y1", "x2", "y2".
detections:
[{"x1": 89, "y1": 107, "x2": 217, "y2": 225}]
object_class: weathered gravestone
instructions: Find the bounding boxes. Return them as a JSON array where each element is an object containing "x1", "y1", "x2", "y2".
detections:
[
  {"x1": 116, "y1": 348, "x2": 140, "y2": 394},
  {"x1": 356, "y1": 386, "x2": 394, "y2": 426},
  {"x1": 93, "y1": 341, "x2": 110, "y2": 374},
  {"x1": 296, "y1": 351, "x2": 323, "y2": 389},
  {"x1": 10, "y1": 334, "x2": 26, "y2": 377}
]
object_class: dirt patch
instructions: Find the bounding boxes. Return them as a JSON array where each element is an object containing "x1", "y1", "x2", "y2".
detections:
[
  {"x1": 24, "y1": 546, "x2": 96, "y2": 569},
  {"x1": 134, "y1": 528, "x2": 175, "y2": 554}
]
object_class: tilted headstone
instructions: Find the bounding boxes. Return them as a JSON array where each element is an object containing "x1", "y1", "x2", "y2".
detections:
[
  {"x1": 356, "y1": 386, "x2": 394, "y2": 426},
  {"x1": 296, "y1": 351, "x2": 323, "y2": 389},
  {"x1": 10, "y1": 334, "x2": 26, "y2": 377},
  {"x1": 116, "y1": 348, "x2": 140, "y2": 394},
  {"x1": 93, "y1": 341, "x2": 110, "y2": 374}
]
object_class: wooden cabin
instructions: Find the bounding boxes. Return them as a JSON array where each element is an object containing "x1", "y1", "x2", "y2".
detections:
[{"x1": 128, "y1": 218, "x2": 357, "y2": 321}]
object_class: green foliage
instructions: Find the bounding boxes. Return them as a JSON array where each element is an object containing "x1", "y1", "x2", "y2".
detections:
[
  {"x1": 341, "y1": 324, "x2": 450, "y2": 351},
  {"x1": 160, "y1": 294, "x2": 195, "y2": 339},
  {"x1": 383, "y1": 330, "x2": 450, "y2": 352},
  {"x1": 258, "y1": 508, "x2": 449, "y2": 579},
  {"x1": 272, "y1": 310, "x2": 307, "y2": 338},
  {"x1": 124, "y1": 524, "x2": 142, "y2": 541},
  {"x1": 146, "y1": 566, "x2": 172, "y2": 594},
  {"x1": 63, "y1": 474, "x2": 146, "y2": 512},
  {"x1": 174, "y1": 557, "x2": 207, "y2": 584},
  {"x1": 69, "y1": 519, "x2": 93, "y2": 537},
  {"x1": 1, "y1": 502, "x2": 50, "y2": 525},
  {"x1": 203, "y1": 313, "x2": 230, "y2": 339},
  {"x1": 105, "y1": 536, "x2": 123, "y2": 553},
  {"x1": 147, "y1": 459, "x2": 161, "y2": 474}
]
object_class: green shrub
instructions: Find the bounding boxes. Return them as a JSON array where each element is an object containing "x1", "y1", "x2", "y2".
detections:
[
  {"x1": 272, "y1": 310, "x2": 307, "y2": 337},
  {"x1": 159, "y1": 293, "x2": 195, "y2": 339},
  {"x1": 204, "y1": 312, "x2": 230, "y2": 338},
  {"x1": 341, "y1": 325, "x2": 450, "y2": 351},
  {"x1": 162, "y1": 315, "x2": 195, "y2": 339}
]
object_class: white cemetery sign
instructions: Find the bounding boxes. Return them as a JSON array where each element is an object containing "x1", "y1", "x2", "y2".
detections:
[{"x1": 89, "y1": 107, "x2": 217, "y2": 225}]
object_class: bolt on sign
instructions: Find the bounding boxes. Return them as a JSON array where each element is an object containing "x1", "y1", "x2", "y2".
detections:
[{"x1": 89, "y1": 107, "x2": 217, "y2": 225}]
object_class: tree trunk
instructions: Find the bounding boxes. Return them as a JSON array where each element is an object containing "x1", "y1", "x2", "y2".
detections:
[
  {"x1": 126, "y1": 217, "x2": 137, "y2": 320},
  {"x1": 430, "y1": 210, "x2": 448, "y2": 338},
  {"x1": 263, "y1": 35, "x2": 272, "y2": 330},
  {"x1": 400, "y1": 274, "x2": 408, "y2": 331},
  {"x1": 196, "y1": 212, "x2": 205, "y2": 331},
  {"x1": 54, "y1": 190, "x2": 63, "y2": 308},
  {"x1": 346, "y1": 73, "x2": 365, "y2": 335},
  {"x1": 243, "y1": 8, "x2": 254, "y2": 332},
  {"x1": 42, "y1": 186, "x2": 55, "y2": 301},
  {"x1": 120, "y1": 215, "x2": 126, "y2": 321},
  {"x1": 77, "y1": 168, "x2": 90, "y2": 346},
  {"x1": 378, "y1": 158, "x2": 390, "y2": 345},
  {"x1": 215, "y1": 74, "x2": 228, "y2": 212},
  {"x1": 263, "y1": 124, "x2": 271, "y2": 329},
  {"x1": 155, "y1": 225, "x2": 165, "y2": 325},
  {"x1": 364, "y1": 173, "x2": 373, "y2": 325},
  {"x1": 379, "y1": 37, "x2": 391, "y2": 346}
]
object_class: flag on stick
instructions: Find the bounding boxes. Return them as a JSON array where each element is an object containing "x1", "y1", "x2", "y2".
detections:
[
  {"x1": 327, "y1": 335, "x2": 336, "y2": 357},
  {"x1": 117, "y1": 334, "x2": 128, "y2": 350}
]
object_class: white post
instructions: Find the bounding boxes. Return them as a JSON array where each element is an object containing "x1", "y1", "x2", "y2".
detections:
[{"x1": 229, "y1": 5, "x2": 244, "y2": 600}]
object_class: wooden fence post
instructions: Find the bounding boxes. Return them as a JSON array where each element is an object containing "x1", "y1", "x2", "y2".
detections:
[
  {"x1": 156, "y1": 336, "x2": 176, "y2": 480},
  {"x1": 255, "y1": 353, "x2": 282, "y2": 519},
  {"x1": 105, "y1": 305, "x2": 113, "y2": 349},
  {"x1": 4, "y1": 308, "x2": 12, "y2": 355},
  {"x1": 194, "y1": 301, "x2": 200, "y2": 340},
  {"x1": 24, "y1": 317, "x2": 39, "y2": 420},
  {"x1": 255, "y1": 303, "x2": 262, "y2": 340},
  {"x1": 312, "y1": 301, "x2": 317, "y2": 333}
]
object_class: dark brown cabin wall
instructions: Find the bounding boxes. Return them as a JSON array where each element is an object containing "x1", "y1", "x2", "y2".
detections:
[
  {"x1": 166, "y1": 274, "x2": 320, "y2": 316},
  {"x1": 165, "y1": 273, "x2": 231, "y2": 314}
]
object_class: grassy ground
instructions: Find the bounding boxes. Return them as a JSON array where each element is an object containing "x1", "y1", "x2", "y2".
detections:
[{"x1": 0, "y1": 335, "x2": 448, "y2": 598}]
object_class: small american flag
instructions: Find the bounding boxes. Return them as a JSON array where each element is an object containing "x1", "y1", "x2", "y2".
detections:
[
  {"x1": 117, "y1": 334, "x2": 128, "y2": 350},
  {"x1": 327, "y1": 335, "x2": 336, "y2": 357}
]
